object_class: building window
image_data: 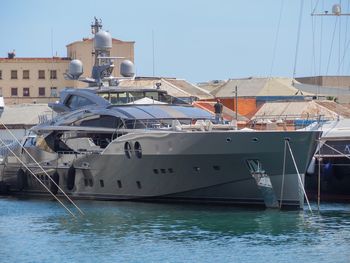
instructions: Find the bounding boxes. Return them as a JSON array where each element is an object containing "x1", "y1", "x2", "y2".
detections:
[
  {"x1": 23, "y1": 87, "x2": 30, "y2": 97},
  {"x1": 38, "y1": 70, "x2": 45, "y2": 79},
  {"x1": 11, "y1": 70, "x2": 17, "y2": 79},
  {"x1": 23, "y1": 70, "x2": 30, "y2": 79},
  {"x1": 11, "y1": 87, "x2": 18, "y2": 96},
  {"x1": 38, "y1": 87, "x2": 46, "y2": 96},
  {"x1": 50, "y1": 87, "x2": 57, "y2": 97},
  {"x1": 50, "y1": 70, "x2": 57, "y2": 79},
  {"x1": 0, "y1": 70, "x2": 2, "y2": 79}
]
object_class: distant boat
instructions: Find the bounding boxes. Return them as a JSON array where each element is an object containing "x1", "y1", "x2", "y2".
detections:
[{"x1": 305, "y1": 119, "x2": 350, "y2": 201}]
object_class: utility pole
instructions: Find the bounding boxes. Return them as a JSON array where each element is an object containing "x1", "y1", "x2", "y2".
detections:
[{"x1": 235, "y1": 85, "x2": 238, "y2": 122}]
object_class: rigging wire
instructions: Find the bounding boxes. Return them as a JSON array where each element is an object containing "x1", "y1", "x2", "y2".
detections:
[
  {"x1": 293, "y1": 0, "x2": 305, "y2": 79},
  {"x1": 319, "y1": 0, "x2": 325, "y2": 76},
  {"x1": 343, "y1": 0, "x2": 350, "y2": 74},
  {"x1": 311, "y1": 0, "x2": 317, "y2": 78},
  {"x1": 338, "y1": 0, "x2": 342, "y2": 88},
  {"x1": 312, "y1": 0, "x2": 321, "y2": 14},
  {"x1": 269, "y1": 0, "x2": 285, "y2": 77},
  {"x1": 326, "y1": 17, "x2": 339, "y2": 75}
]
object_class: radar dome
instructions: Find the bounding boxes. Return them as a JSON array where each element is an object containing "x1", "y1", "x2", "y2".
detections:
[
  {"x1": 120, "y1": 60, "x2": 135, "y2": 77},
  {"x1": 94, "y1": 30, "x2": 112, "y2": 50},
  {"x1": 332, "y1": 4, "x2": 341, "y2": 15},
  {"x1": 68, "y1": 59, "x2": 83, "y2": 79}
]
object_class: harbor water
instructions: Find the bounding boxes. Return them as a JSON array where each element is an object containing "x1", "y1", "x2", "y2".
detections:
[{"x1": 1, "y1": 198, "x2": 350, "y2": 263}]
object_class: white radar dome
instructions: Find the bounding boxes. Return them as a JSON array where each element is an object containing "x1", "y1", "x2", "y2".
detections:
[
  {"x1": 332, "y1": 4, "x2": 341, "y2": 15},
  {"x1": 120, "y1": 60, "x2": 135, "y2": 77},
  {"x1": 94, "y1": 30, "x2": 112, "y2": 50},
  {"x1": 68, "y1": 59, "x2": 83, "y2": 79}
]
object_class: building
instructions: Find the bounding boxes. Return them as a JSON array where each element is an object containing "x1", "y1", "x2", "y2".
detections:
[
  {"x1": 295, "y1": 76, "x2": 350, "y2": 103},
  {"x1": 0, "y1": 37, "x2": 134, "y2": 104},
  {"x1": 199, "y1": 77, "x2": 314, "y2": 118},
  {"x1": 119, "y1": 77, "x2": 213, "y2": 102},
  {"x1": 296, "y1": 76, "x2": 350, "y2": 88}
]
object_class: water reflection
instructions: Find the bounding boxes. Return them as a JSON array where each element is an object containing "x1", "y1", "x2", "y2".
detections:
[
  {"x1": 1, "y1": 198, "x2": 350, "y2": 262},
  {"x1": 34, "y1": 200, "x2": 349, "y2": 245}
]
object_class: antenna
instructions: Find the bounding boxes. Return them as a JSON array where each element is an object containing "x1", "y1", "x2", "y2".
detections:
[{"x1": 152, "y1": 30, "x2": 155, "y2": 77}]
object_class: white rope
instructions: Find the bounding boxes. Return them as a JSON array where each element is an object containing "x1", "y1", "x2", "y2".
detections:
[
  {"x1": 0, "y1": 137, "x2": 77, "y2": 218},
  {"x1": 286, "y1": 140, "x2": 313, "y2": 214},
  {"x1": 0, "y1": 121, "x2": 84, "y2": 216}
]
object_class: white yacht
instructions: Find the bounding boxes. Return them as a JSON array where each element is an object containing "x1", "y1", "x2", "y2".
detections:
[{"x1": 0, "y1": 19, "x2": 321, "y2": 209}]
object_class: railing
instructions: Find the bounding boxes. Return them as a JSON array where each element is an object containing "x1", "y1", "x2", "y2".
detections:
[{"x1": 248, "y1": 114, "x2": 330, "y2": 130}]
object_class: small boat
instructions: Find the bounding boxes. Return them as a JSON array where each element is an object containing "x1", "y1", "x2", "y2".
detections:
[{"x1": 305, "y1": 119, "x2": 350, "y2": 201}]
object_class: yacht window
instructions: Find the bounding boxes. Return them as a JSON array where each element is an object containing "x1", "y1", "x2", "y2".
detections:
[
  {"x1": 128, "y1": 91, "x2": 144, "y2": 102},
  {"x1": 144, "y1": 91, "x2": 159, "y2": 100},
  {"x1": 66, "y1": 95, "x2": 94, "y2": 110},
  {"x1": 77, "y1": 115, "x2": 123, "y2": 129}
]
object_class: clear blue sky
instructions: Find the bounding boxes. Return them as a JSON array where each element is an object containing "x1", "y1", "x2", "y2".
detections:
[{"x1": 1, "y1": 0, "x2": 349, "y2": 82}]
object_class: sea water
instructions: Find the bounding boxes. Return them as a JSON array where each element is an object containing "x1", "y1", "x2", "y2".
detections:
[{"x1": 0, "y1": 198, "x2": 349, "y2": 263}]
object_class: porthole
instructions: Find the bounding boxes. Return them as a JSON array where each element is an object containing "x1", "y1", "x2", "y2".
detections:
[
  {"x1": 100, "y1": 179, "x2": 104, "y2": 187},
  {"x1": 284, "y1": 137, "x2": 291, "y2": 142},
  {"x1": 193, "y1": 166, "x2": 200, "y2": 172},
  {"x1": 252, "y1": 137, "x2": 259, "y2": 142},
  {"x1": 226, "y1": 137, "x2": 232, "y2": 143},
  {"x1": 153, "y1": 169, "x2": 159, "y2": 174},
  {"x1": 124, "y1": 142, "x2": 132, "y2": 159},
  {"x1": 134, "y1": 141, "x2": 142, "y2": 159},
  {"x1": 168, "y1": 168, "x2": 174, "y2": 173},
  {"x1": 161, "y1": 168, "x2": 166, "y2": 174},
  {"x1": 117, "y1": 180, "x2": 122, "y2": 188},
  {"x1": 136, "y1": 181, "x2": 141, "y2": 189}
]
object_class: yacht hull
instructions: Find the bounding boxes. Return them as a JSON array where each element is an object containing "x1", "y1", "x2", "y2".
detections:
[{"x1": 3, "y1": 130, "x2": 320, "y2": 209}]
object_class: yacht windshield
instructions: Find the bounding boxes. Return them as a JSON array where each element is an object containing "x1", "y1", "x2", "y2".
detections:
[{"x1": 97, "y1": 91, "x2": 187, "y2": 105}]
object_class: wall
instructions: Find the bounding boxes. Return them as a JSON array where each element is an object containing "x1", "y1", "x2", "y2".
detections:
[
  {"x1": 0, "y1": 58, "x2": 75, "y2": 104},
  {"x1": 0, "y1": 37, "x2": 135, "y2": 104},
  {"x1": 205, "y1": 98, "x2": 257, "y2": 118},
  {"x1": 296, "y1": 76, "x2": 350, "y2": 88}
]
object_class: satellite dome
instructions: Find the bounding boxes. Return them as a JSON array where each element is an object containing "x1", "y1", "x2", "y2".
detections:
[
  {"x1": 120, "y1": 60, "x2": 135, "y2": 77},
  {"x1": 68, "y1": 59, "x2": 83, "y2": 79},
  {"x1": 94, "y1": 30, "x2": 112, "y2": 50},
  {"x1": 332, "y1": 4, "x2": 341, "y2": 15}
]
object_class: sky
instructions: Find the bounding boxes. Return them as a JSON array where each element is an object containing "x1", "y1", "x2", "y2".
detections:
[{"x1": 1, "y1": 0, "x2": 350, "y2": 83}]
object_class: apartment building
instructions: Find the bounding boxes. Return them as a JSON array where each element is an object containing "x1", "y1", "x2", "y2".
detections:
[{"x1": 0, "y1": 37, "x2": 134, "y2": 104}]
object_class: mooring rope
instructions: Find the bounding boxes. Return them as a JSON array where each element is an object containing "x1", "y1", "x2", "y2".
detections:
[
  {"x1": 0, "y1": 121, "x2": 84, "y2": 216},
  {"x1": 286, "y1": 140, "x2": 313, "y2": 214},
  {"x1": 0, "y1": 136, "x2": 77, "y2": 218}
]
